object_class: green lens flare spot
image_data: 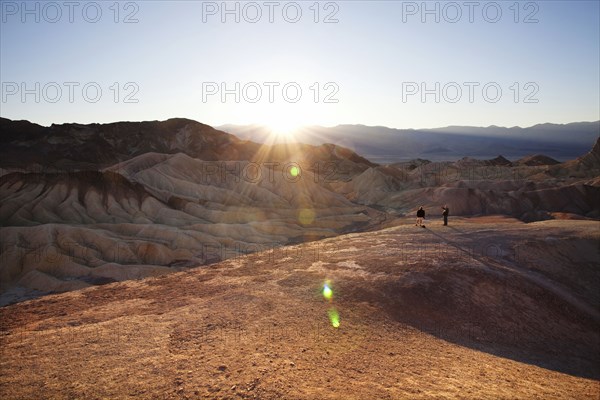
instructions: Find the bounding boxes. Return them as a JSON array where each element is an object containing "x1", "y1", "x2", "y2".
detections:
[
  {"x1": 323, "y1": 283, "x2": 333, "y2": 300},
  {"x1": 328, "y1": 308, "x2": 340, "y2": 328},
  {"x1": 290, "y1": 166, "x2": 300, "y2": 177},
  {"x1": 298, "y1": 209, "x2": 315, "y2": 226}
]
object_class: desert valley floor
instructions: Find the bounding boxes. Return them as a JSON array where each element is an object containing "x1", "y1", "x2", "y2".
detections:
[{"x1": 1, "y1": 216, "x2": 598, "y2": 399}]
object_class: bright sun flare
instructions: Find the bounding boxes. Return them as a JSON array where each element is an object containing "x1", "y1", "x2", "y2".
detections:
[
  {"x1": 265, "y1": 113, "x2": 303, "y2": 142},
  {"x1": 267, "y1": 120, "x2": 299, "y2": 141}
]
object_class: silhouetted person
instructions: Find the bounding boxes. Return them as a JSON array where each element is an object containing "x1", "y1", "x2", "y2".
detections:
[
  {"x1": 416, "y1": 206, "x2": 425, "y2": 228},
  {"x1": 442, "y1": 205, "x2": 449, "y2": 226}
]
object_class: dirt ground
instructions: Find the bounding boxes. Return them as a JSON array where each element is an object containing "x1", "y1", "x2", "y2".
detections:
[{"x1": 1, "y1": 217, "x2": 599, "y2": 399}]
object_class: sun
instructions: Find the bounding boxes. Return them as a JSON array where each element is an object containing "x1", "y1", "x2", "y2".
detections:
[
  {"x1": 253, "y1": 101, "x2": 310, "y2": 143},
  {"x1": 263, "y1": 108, "x2": 305, "y2": 142},
  {"x1": 265, "y1": 114, "x2": 303, "y2": 142}
]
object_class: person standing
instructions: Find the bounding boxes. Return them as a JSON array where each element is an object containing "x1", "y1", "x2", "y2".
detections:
[
  {"x1": 416, "y1": 206, "x2": 426, "y2": 228},
  {"x1": 442, "y1": 205, "x2": 449, "y2": 226}
]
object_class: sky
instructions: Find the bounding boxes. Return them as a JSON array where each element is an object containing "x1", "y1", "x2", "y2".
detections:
[{"x1": 1, "y1": 0, "x2": 599, "y2": 131}]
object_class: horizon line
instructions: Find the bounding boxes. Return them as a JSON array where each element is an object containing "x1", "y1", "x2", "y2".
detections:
[{"x1": 2, "y1": 116, "x2": 599, "y2": 132}]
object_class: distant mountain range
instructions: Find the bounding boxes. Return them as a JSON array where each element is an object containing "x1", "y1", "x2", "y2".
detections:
[
  {"x1": 0, "y1": 117, "x2": 373, "y2": 172},
  {"x1": 218, "y1": 121, "x2": 600, "y2": 163},
  {"x1": 1, "y1": 116, "x2": 599, "y2": 305}
]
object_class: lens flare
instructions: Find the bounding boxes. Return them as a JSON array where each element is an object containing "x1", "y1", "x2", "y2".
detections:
[
  {"x1": 298, "y1": 208, "x2": 315, "y2": 225},
  {"x1": 323, "y1": 283, "x2": 333, "y2": 300},
  {"x1": 328, "y1": 308, "x2": 340, "y2": 328}
]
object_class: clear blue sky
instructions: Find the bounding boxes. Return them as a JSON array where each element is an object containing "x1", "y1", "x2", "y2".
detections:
[{"x1": 1, "y1": 0, "x2": 599, "y2": 130}]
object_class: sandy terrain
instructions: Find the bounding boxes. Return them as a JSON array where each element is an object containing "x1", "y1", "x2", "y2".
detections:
[
  {"x1": 0, "y1": 152, "x2": 382, "y2": 305},
  {"x1": 1, "y1": 118, "x2": 598, "y2": 398},
  {"x1": 1, "y1": 217, "x2": 598, "y2": 399},
  {"x1": 338, "y1": 138, "x2": 600, "y2": 221},
  {"x1": 1, "y1": 119, "x2": 598, "y2": 307}
]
